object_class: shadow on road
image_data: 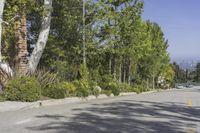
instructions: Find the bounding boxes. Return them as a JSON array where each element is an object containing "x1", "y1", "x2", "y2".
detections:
[{"x1": 27, "y1": 100, "x2": 200, "y2": 133}]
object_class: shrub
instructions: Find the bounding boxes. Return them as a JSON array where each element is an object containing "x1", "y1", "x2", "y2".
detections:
[
  {"x1": 132, "y1": 85, "x2": 144, "y2": 94},
  {"x1": 105, "y1": 82, "x2": 120, "y2": 96},
  {"x1": 52, "y1": 61, "x2": 68, "y2": 81},
  {"x1": 88, "y1": 80, "x2": 101, "y2": 97},
  {"x1": 99, "y1": 74, "x2": 115, "y2": 90},
  {"x1": 62, "y1": 82, "x2": 76, "y2": 96},
  {"x1": 73, "y1": 80, "x2": 89, "y2": 98},
  {"x1": 119, "y1": 83, "x2": 132, "y2": 92},
  {"x1": 43, "y1": 82, "x2": 67, "y2": 99},
  {"x1": 0, "y1": 94, "x2": 5, "y2": 102},
  {"x1": 110, "y1": 82, "x2": 120, "y2": 96},
  {"x1": 32, "y1": 69, "x2": 59, "y2": 90},
  {"x1": 92, "y1": 86, "x2": 101, "y2": 97},
  {"x1": 79, "y1": 64, "x2": 89, "y2": 79},
  {"x1": 102, "y1": 90, "x2": 112, "y2": 96},
  {"x1": 89, "y1": 69, "x2": 101, "y2": 83},
  {"x1": 5, "y1": 76, "x2": 41, "y2": 102},
  {"x1": 42, "y1": 81, "x2": 77, "y2": 99}
]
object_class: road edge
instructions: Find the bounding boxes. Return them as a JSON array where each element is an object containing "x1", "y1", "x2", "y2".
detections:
[{"x1": 0, "y1": 89, "x2": 171, "y2": 112}]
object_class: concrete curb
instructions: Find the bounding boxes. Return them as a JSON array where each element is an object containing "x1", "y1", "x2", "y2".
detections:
[{"x1": 0, "y1": 90, "x2": 158, "y2": 113}]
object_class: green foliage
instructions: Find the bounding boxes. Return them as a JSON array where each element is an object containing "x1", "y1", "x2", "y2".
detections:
[
  {"x1": 87, "y1": 80, "x2": 101, "y2": 97},
  {"x1": 4, "y1": 76, "x2": 41, "y2": 102},
  {"x1": 194, "y1": 63, "x2": 200, "y2": 82},
  {"x1": 42, "y1": 81, "x2": 76, "y2": 99},
  {"x1": 62, "y1": 82, "x2": 77, "y2": 97},
  {"x1": 42, "y1": 82, "x2": 65, "y2": 99},
  {"x1": 32, "y1": 69, "x2": 59, "y2": 90},
  {"x1": 2, "y1": 0, "x2": 174, "y2": 99},
  {"x1": 80, "y1": 64, "x2": 89, "y2": 80},
  {"x1": 0, "y1": 95, "x2": 5, "y2": 102},
  {"x1": 92, "y1": 86, "x2": 101, "y2": 97},
  {"x1": 102, "y1": 90, "x2": 112, "y2": 97},
  {"x1": 119, "y1": 83, "x2": 132, "y2": 92},
  {"x1": 73, "y1": 80, "x2": 90, "y2": 98},
  {"x1": 105, "y1": 82, "x2": 120, "y2": 96},
  {"x1": 132, "y1": 85, "x2": 144, "y2": 94},
  {"x1": 99, "y1": 74, "x2": 115, "y2": 90},
  {"x1": 172, "y1": 62, "x2": 187, "y2": 83}
]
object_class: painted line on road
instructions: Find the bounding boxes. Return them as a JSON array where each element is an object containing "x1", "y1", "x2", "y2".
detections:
[
  {"x1": 186, "y1": 130, "x2": 194, "y2": 133},
  {"x1": 187, "y1": 99, "x2": 193, "y2": 108},
  {"x1": 15, "y1": 118, "x2": 34, "y2": 125}
]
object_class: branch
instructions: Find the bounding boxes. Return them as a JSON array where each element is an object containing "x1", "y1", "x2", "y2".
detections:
[{"x1": 2, "y1": 15, "x2": 20, "y2": 26}]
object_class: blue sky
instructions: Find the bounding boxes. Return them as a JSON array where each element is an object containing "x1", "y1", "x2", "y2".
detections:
[{"x1": 142, "y1": 0, "x2": 200, "y2": 59}]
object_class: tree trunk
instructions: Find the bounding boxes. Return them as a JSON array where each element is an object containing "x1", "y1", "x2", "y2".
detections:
[
  {"x1": 0, "y1": 0, "x2": 14, "y2": 77},
  {"x1": 123, "y1": 65, "x2": 126, "y2": 83},
  {"x1": 147, "y1": 78, "x2": 149, "y2": 90},
  {"x1": 14, "y1": 5, "x2": 28, "y2": 76},
  {"x1": 118, "y1": 63, "x2": 122, "y2": 83},
  {"x1": 0, "y1": 62, "x2": 13, "y2": 77},
  {"x1": 28, "y1": 0, "x2": 52, "y2": 73},
  {"x1": 113, "y1": 58, "x2": 116, "y2": 80},
  {"x1": 109, "y1": 55, "x2": 112, "y2": 75},
  {"x1": 128, "y1": 60, "x2": 131, "y2": 85},
  {"x1": 82, "y1": 0, "x2": 86, "y2": 66},
  {"x1": 0, "y1": 0, "x2": 5, "y2": 62},
  {"x1": 152, "y1": 71, "x2": 155, "y2": 90}
]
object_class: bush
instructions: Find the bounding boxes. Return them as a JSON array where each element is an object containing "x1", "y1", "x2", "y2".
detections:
[
  {"x1": 98, "y1": 75, "x2": 121, "y2": 96},
  {"x1": 105, "y1": 82, "x2": 120, "y2": 96},
  {"x1": 79, "y1": 64, "x2": 89, "y2": 79},
  {"x1": 73, "y1": 80, "x2": 89, "y2": 98},
  {"x1": 88, "y1": 80, "x2": 101, "y2": 97},
  {"x1": 0, "y1": 95, "x2": 5, "y2": 102},
  {"x1": 42, "y1": 82, "x2": 77, "y2": 99},
  {"x1": 98, "y1": 74, "x2": 114, "y2": 90},
  {"x1": 119, "y1": 83, "x2": 132, "y2": 92},
  {"x1": 43, "y1": 82, "x2": 66, "y2": 99},
  {"x1": 132, "y1": 85, "x2": 144, "y2": 94},
  {"x1": 62, "y1": 82, "x2": 76, "y2": 96},
  {"x1": 102, "y1": 90, "x2": 112, "y2": 96},
  {"x1": 32, "y1": 69, "x2": 59, "y2": 90},
  {"x1": 91, "y1": 86, "x2": 101, "y2": 97},
  {"x1": 5, "y1": 76, "x2": 41, "y2": 102}
]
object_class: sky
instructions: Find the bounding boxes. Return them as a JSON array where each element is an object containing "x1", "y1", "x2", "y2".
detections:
[{"x1": 142, "y1": 0, "x2": 200, "y2": 59}]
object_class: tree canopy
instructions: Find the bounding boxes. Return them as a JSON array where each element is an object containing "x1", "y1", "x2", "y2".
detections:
[{"x1": 0, "y1": 0, "x2": 174, "y2": 90}]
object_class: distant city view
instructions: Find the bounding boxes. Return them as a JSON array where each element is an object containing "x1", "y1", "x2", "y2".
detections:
[{"x1": 172, "y1": 56, "x2": 200, "y2": 70}]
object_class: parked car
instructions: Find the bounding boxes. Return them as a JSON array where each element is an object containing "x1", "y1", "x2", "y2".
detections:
[
  {"x1": 186, "y1": 84, "x2": 194, "y2": 88},
  {"x1": 175, "y1": 85, "x2": 185, "y2": 89}
]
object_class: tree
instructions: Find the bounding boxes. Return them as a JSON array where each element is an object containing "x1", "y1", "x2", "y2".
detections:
[
  {"x1": 28, "y1": 0, "x2": 53, "y2": 73},
  {"x1": 0, "y1": 0, "x2": 5, "y2": 62},
  {"x1": 82, "y1": 0, "x2": 86, "y2": 65},
  {"x1": 172, "y1": 62, "x2": 186, "y2": 83},
  {"x1": 0, "y1": 0, "x2": 52, "y2": 77},
  {"x1": 0, "y1": 0, "x2": 174, "y2": 90},
  {"x1": 195, "y1": 63, "x2": 200, "y2": 82}
]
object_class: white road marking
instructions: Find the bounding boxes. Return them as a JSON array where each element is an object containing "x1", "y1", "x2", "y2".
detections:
[{"x1": 15, "y1": 118, "x2": 34, "y2": 125}]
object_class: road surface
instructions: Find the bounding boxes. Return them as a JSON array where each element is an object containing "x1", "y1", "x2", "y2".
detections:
[{"x1": 0, "y1": 88, "x2": 200, "y2": 133}]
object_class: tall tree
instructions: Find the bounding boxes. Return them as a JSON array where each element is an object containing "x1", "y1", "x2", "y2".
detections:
[
  {"x1": 28, "y1": 0, "x2": 53, "y2": 73},
  {"x1": 82, "y1": 0, "x2": 86, "y2": 66},
  {"x1": 0, "y1": 0, "x2": 5, "y2": 62}
]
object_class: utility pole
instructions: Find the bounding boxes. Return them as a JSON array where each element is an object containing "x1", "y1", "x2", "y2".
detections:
[{"x1": 83, "y1": 0, "x2": 86, "y2": 66}]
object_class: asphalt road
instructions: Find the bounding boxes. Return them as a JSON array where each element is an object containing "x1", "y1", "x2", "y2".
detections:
[{"x1": 0, "y1": 88, "x2": 200, "y2": 133}]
